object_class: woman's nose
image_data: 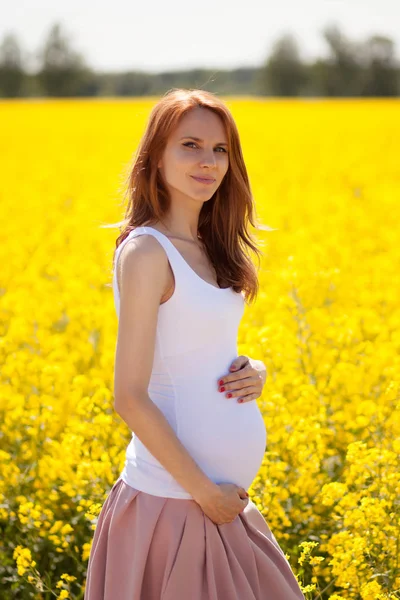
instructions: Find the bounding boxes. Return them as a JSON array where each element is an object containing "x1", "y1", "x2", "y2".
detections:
[{"x1": 199, "y1": 152, "x2": 217, "y2": 168}]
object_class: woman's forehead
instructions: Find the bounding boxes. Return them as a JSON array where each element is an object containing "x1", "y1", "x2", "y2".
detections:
[{"x1": 173, "y1": 109, "x2": 227, "y2": 140}]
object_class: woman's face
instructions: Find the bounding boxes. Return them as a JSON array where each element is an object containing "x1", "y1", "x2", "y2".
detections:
[{"x1": 157, "y1": 106, "x2": 229, "y2": 203}]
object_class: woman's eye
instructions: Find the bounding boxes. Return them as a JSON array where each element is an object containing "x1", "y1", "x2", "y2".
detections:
[{"x1": 182, "y1": 142, "x2": 227, "y2": 153}]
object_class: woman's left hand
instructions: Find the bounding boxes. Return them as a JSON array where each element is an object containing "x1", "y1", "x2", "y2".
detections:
[{"x1": 217, "y1": 355, "x2": 267, "y2": 404}]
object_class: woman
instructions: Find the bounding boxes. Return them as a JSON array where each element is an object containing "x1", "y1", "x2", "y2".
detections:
[{"x1": 85, "y1": 89, "x2": 305, "y2": 600}]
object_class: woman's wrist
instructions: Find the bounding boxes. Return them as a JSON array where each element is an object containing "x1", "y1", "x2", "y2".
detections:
[{"x1": 191, "y1": 477, "x2": 222, "y2": 504}]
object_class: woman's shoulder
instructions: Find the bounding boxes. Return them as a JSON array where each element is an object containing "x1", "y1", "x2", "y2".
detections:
[{"x1": 116, "y1": 233, "x2": 170, "y2": 293}]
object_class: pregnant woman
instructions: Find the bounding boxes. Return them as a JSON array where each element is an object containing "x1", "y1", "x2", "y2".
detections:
[{"x1": 85, "y1": 89, "x2": 305, "y2": 600}]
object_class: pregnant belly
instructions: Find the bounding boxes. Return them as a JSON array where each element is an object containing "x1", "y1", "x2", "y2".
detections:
[{"x1": 177, "y1": 386, "x2": 267, "y2": 490}]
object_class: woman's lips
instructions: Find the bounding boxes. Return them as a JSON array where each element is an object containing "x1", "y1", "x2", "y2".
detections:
[{"x1": 191, "y1": 176, "x2": 216, "y2": 185}]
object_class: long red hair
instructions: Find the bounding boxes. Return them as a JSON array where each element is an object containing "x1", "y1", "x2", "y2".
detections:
[{"x1": 113, "y1": 88, "x2": 268, "y2": 304}]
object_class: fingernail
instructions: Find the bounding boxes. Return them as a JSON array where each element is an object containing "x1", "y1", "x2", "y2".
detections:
[{"x1": 226, "y1": 393, "x2": 232, "y2": 398}]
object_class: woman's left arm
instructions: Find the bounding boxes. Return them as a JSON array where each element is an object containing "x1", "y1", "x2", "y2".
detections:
[{"x1": 216, "y1": 355, "x2": 267, "y2": 404}]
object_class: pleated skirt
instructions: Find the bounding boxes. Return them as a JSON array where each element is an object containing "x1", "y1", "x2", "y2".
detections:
[{"x1": 84, "y1": 476, "x2": 305, "y2": 600}]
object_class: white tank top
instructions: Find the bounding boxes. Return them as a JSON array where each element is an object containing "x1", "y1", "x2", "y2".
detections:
[{"x1": 112, "y1": 226, "x2": 267, "y2": 499}]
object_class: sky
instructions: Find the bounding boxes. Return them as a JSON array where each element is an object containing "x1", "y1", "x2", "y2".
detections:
[{"x1": 2, "y1": 0, "x2": 400, "y2": 74}]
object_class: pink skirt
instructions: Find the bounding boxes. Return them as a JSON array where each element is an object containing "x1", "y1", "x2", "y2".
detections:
[{"x1": 84, "y1": 477, "x2": 305, "y2": 600}]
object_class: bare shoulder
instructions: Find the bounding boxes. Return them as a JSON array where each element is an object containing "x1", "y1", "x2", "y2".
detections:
[{"x1": 117, "y1": 234, "x2": 169, "y2": 294}]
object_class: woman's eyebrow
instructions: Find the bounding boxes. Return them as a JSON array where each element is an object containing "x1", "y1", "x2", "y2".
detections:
[{"x1": 179, "y1": 136, "x2": 228, "y2": 146}]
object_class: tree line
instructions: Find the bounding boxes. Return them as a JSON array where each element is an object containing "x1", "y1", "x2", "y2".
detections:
[{"x1": 0, "y1": 22, "x2": 399, "y2": 98}]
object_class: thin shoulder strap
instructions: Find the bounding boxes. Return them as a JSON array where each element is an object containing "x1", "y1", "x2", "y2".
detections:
[
  {"x1": 132, "y1": 226, "x2": 186, "y2": 275},
  {"x1": 138, "y1": 226, "x2": 208, "y2": 280},
  {"x1": 111, "y1": 226, "x2": 184, "y2": 314}
]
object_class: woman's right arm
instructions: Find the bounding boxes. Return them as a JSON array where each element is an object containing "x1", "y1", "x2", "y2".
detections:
[{"x1": 113, "y1": 235, "x2": 220, "y2": 504}]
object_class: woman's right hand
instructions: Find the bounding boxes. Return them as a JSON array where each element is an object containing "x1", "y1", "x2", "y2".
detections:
[{"x1": 195, "y1": 483, "x2": 249, "y2": 525}]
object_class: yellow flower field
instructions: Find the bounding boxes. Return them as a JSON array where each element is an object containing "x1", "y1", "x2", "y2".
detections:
[{"x1": 1, "y1": 97, "x2": 399, "y2": 599}]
